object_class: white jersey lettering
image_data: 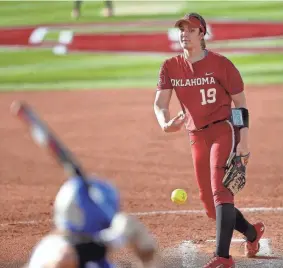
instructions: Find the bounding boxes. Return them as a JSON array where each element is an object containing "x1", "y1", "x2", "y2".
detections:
[{"x1": 171, "y1": 76, "x2": 216, "y2": 87}]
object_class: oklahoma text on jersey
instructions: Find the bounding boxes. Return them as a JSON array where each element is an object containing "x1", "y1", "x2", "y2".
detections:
[{"x1": 171, "y1": 76, "x2": 216, "y2": 87}]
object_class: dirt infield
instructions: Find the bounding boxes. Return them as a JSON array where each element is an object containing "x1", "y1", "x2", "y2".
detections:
[{"x1": 0, "y1": 85, "x2": 283, "y2": 267}]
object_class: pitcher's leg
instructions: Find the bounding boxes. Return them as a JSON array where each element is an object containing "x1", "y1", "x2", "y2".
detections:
[
  {"x1": 235, "y1": 208, "x2": 256, "y2": 241},
  {"x1": 190, "y1": 134, "x2": 215, "y2": 219},
  {"x1": 215, "y1": 204, "x2": 235, "y2": 258},
  {"x1": 210, "y1": 123, "x2": 235, "y2": 258}
]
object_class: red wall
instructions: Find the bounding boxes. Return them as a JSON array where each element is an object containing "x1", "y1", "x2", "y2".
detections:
[{"x1": 0, "y1": 22, "x2": 282, "y2": 52}]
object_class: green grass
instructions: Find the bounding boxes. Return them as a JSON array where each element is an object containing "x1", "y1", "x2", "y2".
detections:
[
  {"x1": 0, "y1": 1, "x2": 104, "y2": 26},
  {"x1": 0, "y1": 1, "x2": 282, "y2": 27},
  {"x1": 44, "y1": 31, "x2": 61, "y2": 42},
  {"x1": 0, "y1": 1, "x2": 178, "y2": 26},
  {"x1": 182, "y1": 1, "x2": 283, "y2": 21},
  {"x1": 0, "y1": 49, "x2": 163, "y2": 90},
  {"x1": 0, "y1": 49, "x2": 282, "y2": 91}
]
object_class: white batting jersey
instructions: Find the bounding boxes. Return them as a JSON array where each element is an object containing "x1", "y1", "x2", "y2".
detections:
[
  {"x1": 27, "y1": 234, "x2": 112, "y2": 268},
  {"x1": 28, "y1": 234, "x2": 69, "y2": 268},
  {"x1": 27, "y1": 213, "x2": 129, "y2": 268}
]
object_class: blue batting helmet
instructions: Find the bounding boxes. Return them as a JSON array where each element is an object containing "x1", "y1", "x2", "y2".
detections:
[{"x1": 53, "y1": 175, "x2": 120, "y2": 235}]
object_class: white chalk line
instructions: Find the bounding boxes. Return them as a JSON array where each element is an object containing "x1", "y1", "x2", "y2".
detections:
[
  {"x1": 1, "y1": 207, "x2": 283, "y2": 227},
  {"x1": 132, "y1": 207, "x2": 283, "y2": 216}
]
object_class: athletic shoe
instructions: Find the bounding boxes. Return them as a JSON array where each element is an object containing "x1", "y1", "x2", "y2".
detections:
[
  {"x1": 245, "y1": 222, "x2": 265, "y2": 257},
  {"x1": 204, "y1": 255, "x2": 235, "y2": 268}
]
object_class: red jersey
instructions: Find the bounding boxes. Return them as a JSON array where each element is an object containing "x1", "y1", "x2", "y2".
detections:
[{"x1": 157, "y1": 50, "x2": 244, "y2": 131}]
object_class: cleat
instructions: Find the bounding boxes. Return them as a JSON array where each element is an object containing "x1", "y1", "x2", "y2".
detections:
[{"x1": 245, "y1": 222, "x2": 265, "y2": 258}]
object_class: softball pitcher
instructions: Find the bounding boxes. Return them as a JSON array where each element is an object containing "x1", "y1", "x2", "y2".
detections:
[{"x1": 154, "y1": 12, "x2": 265, "y2": 268}]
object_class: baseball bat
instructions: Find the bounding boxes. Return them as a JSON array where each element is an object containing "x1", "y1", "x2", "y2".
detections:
[{"x1": 10, "y1": 100, "x2": 89, "y2": 186}]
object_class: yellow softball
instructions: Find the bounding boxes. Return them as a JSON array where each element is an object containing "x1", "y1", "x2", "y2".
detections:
[{"x1": 171, "y1": 189, "x2": 187, "y2": 205}]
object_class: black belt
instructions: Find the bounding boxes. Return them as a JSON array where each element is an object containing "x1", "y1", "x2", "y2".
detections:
[{"x1": 196, "y1": 119, "x2": 226, "y2": 131}]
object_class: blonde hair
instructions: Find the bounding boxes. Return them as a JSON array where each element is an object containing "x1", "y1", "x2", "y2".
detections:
[
  {"x1": 198, "y1": 28, "x2": 206, "y2": 50},
  {"x1": 201, "y1": 38, "x2": 206, "y2": 50}
]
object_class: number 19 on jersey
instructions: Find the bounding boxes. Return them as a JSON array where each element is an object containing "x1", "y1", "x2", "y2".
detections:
[{"x1": 200, "y1": 88, "x2": 216, "y2": 105}]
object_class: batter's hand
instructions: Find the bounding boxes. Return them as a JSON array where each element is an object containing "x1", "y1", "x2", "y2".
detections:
[
  {"x1": 236, "y1": 141, "x2": 250, "y2": 166},
  {"x1": 162, "y1": 111, "x2": 186, "y2": 133}
]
